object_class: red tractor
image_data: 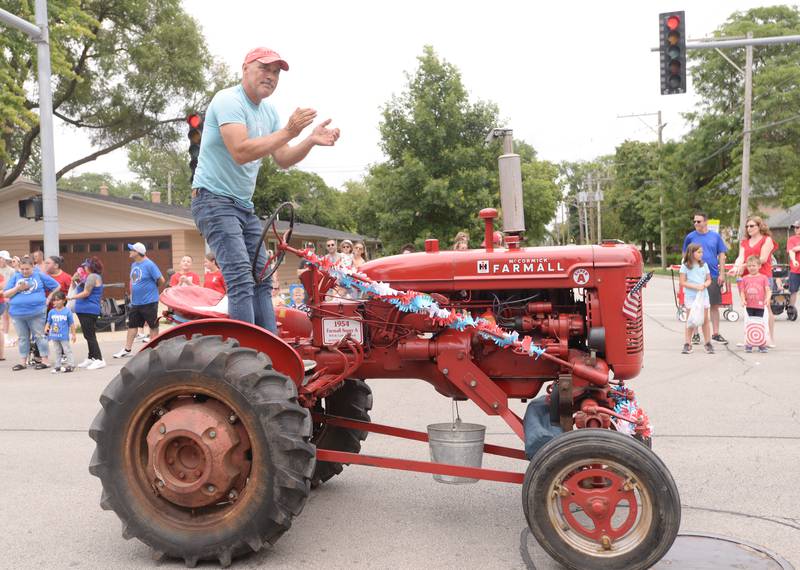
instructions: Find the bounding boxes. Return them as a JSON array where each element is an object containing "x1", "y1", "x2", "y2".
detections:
[{"x1": 89, "y1": 134, "x2": 680, "y2": 569}]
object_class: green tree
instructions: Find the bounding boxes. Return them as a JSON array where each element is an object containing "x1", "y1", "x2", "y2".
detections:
[
  {"x1": 127, "y1": 138, "x2": 193, "y2": 206},
  {"x1": 59, "y1": 171, "x2": 146, "y2": 198},
  {"x1": 357, "y1": 46, "x2": 559, "y2": 253},
  {"x1": 0, "y1": 0, "x2": 224, "y2": 187},
  {"x1": 253, "y1": 161, "x2": 350, "y2": 230},
  {"x1": 687, "y1": 5, "x2": 800, "y2": 209}
]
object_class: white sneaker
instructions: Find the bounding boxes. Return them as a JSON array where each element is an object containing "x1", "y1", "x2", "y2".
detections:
[
  {"x1": 138, "y1": 335, "x2": 150, "y2": 343},
  {"x1": 134, "y1": 332, "x2": 147, "y2": 340},
  {"x1": 51, "y1": 367, "x2": 61, "y2": 374},
  {"x1": 113, "y1": 348, "x2": 133, "y2": 359},
  {"x1": 77, "y1": 358, "x2": 94, "y2": 368},
  {"x1": 87, "y1": 359, "x2": 106, "y2": 370}
]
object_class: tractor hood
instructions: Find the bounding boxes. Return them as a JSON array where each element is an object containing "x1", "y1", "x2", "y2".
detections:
[{"x1": 359, "y1": 244, "x2": 642, "y2": 292}]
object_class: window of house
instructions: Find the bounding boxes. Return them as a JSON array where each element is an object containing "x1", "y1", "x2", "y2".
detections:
[
  {"x1": 73, "y1": 243, "x2": 86, "y2": 253},
  {"x1": 106, "y1": 242, "x2": 119, "y2": 252},
  {"x1": 90, "y1": 243, "x2": 102, "y2": 252},
  {"x1": 144, "y1": 241, "x2": 154, "y2": 251},
  {"x1": 157, "y1": 240, "x2": 171, "y2": 250},
  {"x1": 59, "y1": 243, "x2": 69, "y2": 254}
]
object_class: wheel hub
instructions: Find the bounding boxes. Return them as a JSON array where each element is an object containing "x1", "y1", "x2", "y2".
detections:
[
  {"x1": 146, "y1": 399, "x2": 251, "y2": 508},
  {"x1": 559, "y1": 467, "x2": 638, "y2": 542}
]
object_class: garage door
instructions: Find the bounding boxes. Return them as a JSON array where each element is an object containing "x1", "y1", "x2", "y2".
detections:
[{"x1": 31, "y1": 237, "x2": 173, "y2": 299}]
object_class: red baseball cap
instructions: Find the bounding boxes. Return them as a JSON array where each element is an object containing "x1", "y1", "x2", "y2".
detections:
[{"x1": 243, "y1": 47, "x2": 289, "y2": 71}]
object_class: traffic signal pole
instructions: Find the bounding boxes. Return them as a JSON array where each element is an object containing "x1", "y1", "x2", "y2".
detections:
[
  {"x1": 739, "y1": 32, "x2": 753, "y2": 243},
  {"x1": 0, "y1": 1, "x2": 59, "y2": 256}
]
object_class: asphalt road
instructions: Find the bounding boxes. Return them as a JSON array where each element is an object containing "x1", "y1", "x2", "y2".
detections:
[{"x1": 0, "y1": 274, "x2": 798, "y2": 569}]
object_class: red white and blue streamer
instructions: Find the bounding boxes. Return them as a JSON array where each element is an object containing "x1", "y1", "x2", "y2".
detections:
[
  {"x1": 299, "y1": 248, "x2": 546, "y2": 358},
  {"x1": 610, "y1": 386, "x2": 653, "y2": 439}
]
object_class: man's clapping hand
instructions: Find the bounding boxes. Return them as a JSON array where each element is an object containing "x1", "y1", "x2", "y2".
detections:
[
  {"x1": 285, "y1": 108, "x2": 317, "y2": 137},
  {"x1": 310, "y1": 119, "x2": 340, "y2": 146}
]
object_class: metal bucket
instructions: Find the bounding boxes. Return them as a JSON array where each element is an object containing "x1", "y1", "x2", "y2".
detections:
[{"x1": 427, "y1": 421, "x2": 486, "y2": 484}]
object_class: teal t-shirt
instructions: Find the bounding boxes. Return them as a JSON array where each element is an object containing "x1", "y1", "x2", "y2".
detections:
[
  {"x1": 680, "y1": 262, "x2": 710, "y2": 305},
  {"x1": 193, "y1": 84, "x2": 281, "y2": 208}
]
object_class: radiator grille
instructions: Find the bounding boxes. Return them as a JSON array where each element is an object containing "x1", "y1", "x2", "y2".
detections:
[{"x1": 625, "y1": 277, "x2": 644, "y2": 354}]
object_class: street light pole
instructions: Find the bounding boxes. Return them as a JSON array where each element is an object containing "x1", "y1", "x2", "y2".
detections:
[
  {"x1": 0, "y1": 2, "x2": 59, "y2": 257},
  {"x1": 34, "y1": 0, "x2": 59, "y2": 257}
]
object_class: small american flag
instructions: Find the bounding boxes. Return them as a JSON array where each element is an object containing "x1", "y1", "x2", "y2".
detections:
[{"x1": 622, "y1": 272, "x2": 654, "y2": 320}]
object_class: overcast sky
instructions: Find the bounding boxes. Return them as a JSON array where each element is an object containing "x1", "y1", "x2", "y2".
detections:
[{"x1": 55, "y1": 0, "x2": 779, "y2": 190}]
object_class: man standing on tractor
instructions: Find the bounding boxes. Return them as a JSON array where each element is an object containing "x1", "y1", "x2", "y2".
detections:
[
  {"x1": 113, "y1": 243, "x2": 165, "y2": 358},
  {"x1": 683, "y1": 211, "x2": 729, "y2": 345},
  {"x1": 190, "y1": 47, "x2": 340, "y2": 332}
]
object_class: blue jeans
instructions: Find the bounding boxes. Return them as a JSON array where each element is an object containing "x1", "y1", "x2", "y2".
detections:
[
  {"x1": 12, "y1": 313, "x2": 48, "y2": 359},
  {"x1": 191, "y1": 188, "x2": 276, "y2": 332}
]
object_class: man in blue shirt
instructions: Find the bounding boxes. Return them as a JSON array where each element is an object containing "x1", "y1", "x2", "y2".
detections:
[
  {"x1": 682, "y1": 211, "x2": 729, "y2": 344},
  {"x1": 113, "y1": 242, "x2": 164, "y2": 358},
  {"x1": 191, "y1": 47, "x2": 340, "y2": 332}
]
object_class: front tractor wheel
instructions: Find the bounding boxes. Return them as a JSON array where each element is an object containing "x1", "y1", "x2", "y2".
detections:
[
  {"x1": 522, "y1": 429, "x2": 680, "y2": 570},
  {"x1": 88, "y1": 335, "x2": 315, "y2": 567}
]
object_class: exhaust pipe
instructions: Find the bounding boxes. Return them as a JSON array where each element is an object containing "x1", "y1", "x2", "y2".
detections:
[{"x1": 486, "y1": 128, "x2": 525, "y2": 235}]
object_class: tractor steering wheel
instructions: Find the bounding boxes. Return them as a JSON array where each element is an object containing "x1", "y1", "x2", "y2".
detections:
[{"x1": 253, "y1": 202, "x2": 295, "y2": 284}]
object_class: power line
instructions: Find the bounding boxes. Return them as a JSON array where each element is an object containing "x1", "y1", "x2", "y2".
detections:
[{"x1": 694, "y1": 112, "x2": 800, "y2": 165}]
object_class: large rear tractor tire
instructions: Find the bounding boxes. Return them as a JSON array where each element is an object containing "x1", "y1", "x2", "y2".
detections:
[
  {"x1": 89, "y1": 335, "x2": 315, "y2": 567},
  {"x1": 311, "y1": 379, "x2": 372, "y2": 486},
  {"x1": 522, "y1": 429, "x2": 680, "y2": 570}
]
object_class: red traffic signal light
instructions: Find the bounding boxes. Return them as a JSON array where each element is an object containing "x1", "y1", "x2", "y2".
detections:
[
  {"x1": 186, "y1": 114, "x2": 202, "y2": 129},
  {"x1": 666, "y1": 15, "x2": 680, "y2": 30},
  {"x1": 659, "y1": 11, "x2": 686, "y2": 95},
  {"x1": 186, "y1": 113, "x2": 204, "y2": 182}
]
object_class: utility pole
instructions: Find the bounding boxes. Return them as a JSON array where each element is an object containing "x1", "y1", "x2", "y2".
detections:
[
  {"x1": 657, "y1": 111, "x2": 666, "y2": 269},
  {"x1": 738, "y1": 31, "x2": 753, "y2": 240},
  {"x1": 0, "y1": 2, "x2": 59, "y2": 256},
  {"x1": 617, "y1": 111, "x2": 667, "y2": 268}
]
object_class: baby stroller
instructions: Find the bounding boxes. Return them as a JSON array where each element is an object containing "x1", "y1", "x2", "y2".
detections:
[{"x1": 770, "y1": 264, "x2": 798, "y2": 321}]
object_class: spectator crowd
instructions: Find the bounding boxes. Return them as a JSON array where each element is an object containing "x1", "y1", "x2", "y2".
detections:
[{"x1": 0, "y1": 242, "x2": 232, "y2": 372}]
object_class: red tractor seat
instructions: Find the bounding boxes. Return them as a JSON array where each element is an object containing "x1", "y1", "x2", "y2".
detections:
[
  {"x1": 161, "y1": 285, "x2": 227, "y2": 319},
  {"x1": 160, "y1": 285, "x2": 313, "y2": 338}
]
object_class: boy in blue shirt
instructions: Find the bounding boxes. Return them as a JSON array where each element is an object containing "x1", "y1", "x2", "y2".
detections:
[
  {"x1": 113, "y1": 242, "x2": 165, "y2": 358},
  {"x1": 45, "y1": 290, "x2": 76, "y2": 373}
]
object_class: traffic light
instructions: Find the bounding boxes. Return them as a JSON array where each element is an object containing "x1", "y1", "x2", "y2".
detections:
[
  {"x1": 659, "y1": 11, "x2": 686, "y2": 95},
  {"x1": 186, "y1": 114, "x2": 203, "y2": 181},
  {"x1": 18, "y1": 196, "x2": 43, "y2": 220}
]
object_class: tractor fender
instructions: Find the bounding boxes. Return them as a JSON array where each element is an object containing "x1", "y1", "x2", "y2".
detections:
[{"x1": 147, "y1": 318, "x2": 305, "y2": 386}]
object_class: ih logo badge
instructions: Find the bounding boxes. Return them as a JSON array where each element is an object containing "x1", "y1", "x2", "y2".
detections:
[
  {"x1": 477, "y1": 260, "x2": 489, "y2": 274},
  {"x1": 572, "y1": 268, "x2": 590, "y2": 286}
]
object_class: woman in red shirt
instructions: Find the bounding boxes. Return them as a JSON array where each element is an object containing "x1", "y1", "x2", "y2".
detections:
[
  {"x1": 730, "y1": 216, "x2": 777, "y2": 344},
  {"x1": 45, "y1": 256, "x2": 74, "y2": 308},
  {"x1": 203, "y1": 253, "x2": 226, "y2": 295}
]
